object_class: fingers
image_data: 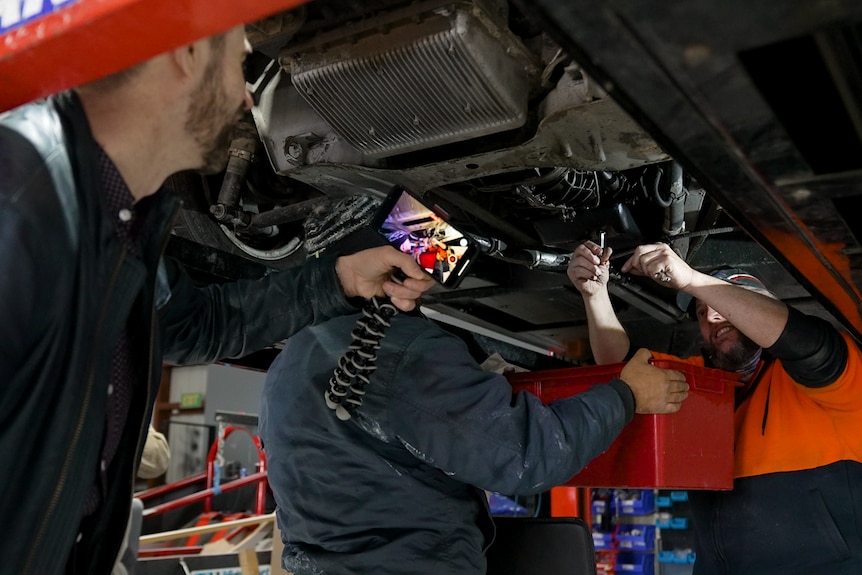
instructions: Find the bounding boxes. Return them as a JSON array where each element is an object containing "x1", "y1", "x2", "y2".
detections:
[
  {"x1": 621, "y1": 243, "x2": 660, "y2": 274},
  {"x1": 383, "y1": 276, "x2": 434, "y2": 312},
  {"x1": 650, "y1": 371, "x2": 689, "y2": 414},
  {"x1": 630, "y1": 347, "x2": 652, "y2": 362},
  {"x1": 656, "y1": 374, "x2": 690, "y2": 414},
  {"x1": 567, "y1": 258, "x2": 601, "y2": 283},
  {"x1": 335, "y1": 247, "x2": 435, "y2": 310},
  {"x1": 381, "y1": 249, "x2": 435, "y2": 311},
  {"x1": 387, "y1": 296, "x2": 417, "y2": 312},
  {"x1": 580, "y1": 240, "x2": 602, "y2": 257},
  {"x1": 570, "y1": 242, "x2": 600, "y2": 270},
  {"x1": 641, "y1": 246, "x2": 673, "y2": 285},
  {"x1": 569, "y1": 242, "x2": 612, "y2": 287},
  {"x1": 621, "y1": 348, "x2": 691, "y2": 414},
  {"x1": 620, "y1": 244, "x2": 682, "y2": 286},
  {"x1": 599, "y1": 245, "x2": 613, "y2": 265},
  {"x1": 578, "y1": 240, "x2": 612, "y2": 264},
  {"x1": 384, "y1": 248, "x2": 432, "y2": 282}
]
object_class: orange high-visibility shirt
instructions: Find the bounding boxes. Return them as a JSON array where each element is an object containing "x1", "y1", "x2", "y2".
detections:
[{"x1": 651, "y1": 332, "x2": 862, "y2": 479}]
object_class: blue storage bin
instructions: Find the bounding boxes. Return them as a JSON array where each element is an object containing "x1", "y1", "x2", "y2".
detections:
[
  {"x1": 655, "y1": 495, "x2": 672, "y2": 508},
  {"x1": 617, "y1": 489, "x2": 655, "y2": 515},
  {"x1": 669, "y1": 517, "x2": 688, "y2": 529},
  {"x1": 593, "y1": 499, "x2": 612, "y2": 515},
  {"x1": 669, "y1": 490, "x2": 689, "y2": 502},
  {"x1": 658, "y1": 550, "x2": 696, "y2": 564},
  {"x1": 592, "y1": 529, "x2": 615, "y2": 551},
  {"x1": 655, "y1": 515, "x2": 689, "y2": 530},
  {"x1": 654, "y1": 512, "x2": 672, "y2": 528},
  {"x1": 592, "y1": 489, "x2": 617, "y2": 516},
  {"x1": 617, "y1": 552, "x2": 655, "y2": 574},
  {"x1": 617, "y1": 525, "x2": 656, "y2": 551}
]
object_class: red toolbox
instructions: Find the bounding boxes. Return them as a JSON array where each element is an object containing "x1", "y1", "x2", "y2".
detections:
[{"x1": 506, "y1": 360, "x2": 737, "y2": 490}]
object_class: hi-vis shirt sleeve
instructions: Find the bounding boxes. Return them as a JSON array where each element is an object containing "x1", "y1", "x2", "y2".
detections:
[{"x1": 735, "y1": 331, "x2": 862, "y2": 477}]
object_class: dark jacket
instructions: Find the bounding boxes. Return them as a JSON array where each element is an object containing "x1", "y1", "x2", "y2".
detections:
[
  {"x1": 0, "y1": 93, "x2": 354, "y2": 574},
  {"x1": 259, "y1": 309, "x2": 636, "y2": 575}
]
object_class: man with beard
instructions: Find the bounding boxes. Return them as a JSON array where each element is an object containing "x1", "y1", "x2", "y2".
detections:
[
  {"x1": 568, "y1": 241, "x2": 862, "y2": 575},
  {"x1": 0, "y1": 24, "x2": 432, "y2": 575}
]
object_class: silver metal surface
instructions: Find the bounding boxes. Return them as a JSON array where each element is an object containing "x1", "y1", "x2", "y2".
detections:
[{"x1": 284, "y1": 3, "x2": 533, "y2": 158}]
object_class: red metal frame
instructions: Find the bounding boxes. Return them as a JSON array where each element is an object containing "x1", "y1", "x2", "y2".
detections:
[
  {"x1": 140, "y1": 424, "x2": 268, "y2": 519},
  {"x1": 140, "y1": 470, "x2": 268, "y2": 519},
  {"x1": 137, "y1": 425, "x2": 269, "y2": 558},
  {"x1": 0, "y1": 0, "x2": 310, "y2": 113},
  {"x1": 205, "y1": 425, "x2": 268, "y2": 515},
  {"x1": 136, "y1": 471, "x2": 207, "y2": 504}
]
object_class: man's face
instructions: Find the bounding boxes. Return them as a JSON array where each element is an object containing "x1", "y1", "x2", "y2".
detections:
[
  {"x1": 186, "y1": 27, "x2": 252, "y2": 174},
  {"x1": 696, "y1": 301, "x2": 761, "y2": 371}
]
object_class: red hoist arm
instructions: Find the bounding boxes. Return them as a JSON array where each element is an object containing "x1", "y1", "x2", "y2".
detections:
[{"x1": 0, "y1": 0, "x2": 309, "y2": 113}]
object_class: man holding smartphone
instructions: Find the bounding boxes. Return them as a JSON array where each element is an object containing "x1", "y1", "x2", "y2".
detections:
[{"x1": 259, "y1": 194, "x2": 691, "y2": 575}]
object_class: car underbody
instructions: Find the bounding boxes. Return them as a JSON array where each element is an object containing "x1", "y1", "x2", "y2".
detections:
[{"x1": 166, "y1": 0, "x2": 862, "y2": 368}]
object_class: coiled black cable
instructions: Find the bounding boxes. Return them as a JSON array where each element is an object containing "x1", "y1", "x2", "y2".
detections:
[{"x1": 324, "y1": 296, "x2": 399, "y2": 421}]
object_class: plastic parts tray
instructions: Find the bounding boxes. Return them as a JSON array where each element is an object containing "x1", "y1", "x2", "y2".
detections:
[{"x1": 507, "y1": 360, "x2": 737, "y2": 489}]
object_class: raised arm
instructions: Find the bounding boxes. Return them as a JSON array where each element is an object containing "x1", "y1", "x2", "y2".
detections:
[
  {"x1": 161, "y1": 245, "x2": 434, "y2": 365},
  {"x1": 568, "y1": 241, "x2": 630, "y2": 363},
  {"x1": 621, "y1": 243, "x2": 789, "y2": 348}
]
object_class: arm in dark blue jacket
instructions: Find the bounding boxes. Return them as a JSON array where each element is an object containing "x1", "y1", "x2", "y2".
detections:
[{"x1": 158, "y1": 255, "x2": 355, "y2": 365}]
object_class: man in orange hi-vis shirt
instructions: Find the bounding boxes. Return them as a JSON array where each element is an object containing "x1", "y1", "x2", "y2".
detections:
[{"x1": 568, "y1": 240, "x2": 862, "y2": 575}]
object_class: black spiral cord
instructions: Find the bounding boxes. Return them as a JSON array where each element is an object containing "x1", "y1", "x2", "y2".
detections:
[{"x1": 324, "y1": 296, "x2": 399, "y2": 421}]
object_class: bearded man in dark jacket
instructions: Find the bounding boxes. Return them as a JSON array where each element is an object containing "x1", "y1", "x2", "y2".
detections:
[{"x1": 0, "y1": 25, "x2": 432, "y2": 575}]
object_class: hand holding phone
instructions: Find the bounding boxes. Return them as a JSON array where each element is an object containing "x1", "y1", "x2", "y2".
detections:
[{"x1": 372, "y1": 186, "x2": 479, "y2": 288}]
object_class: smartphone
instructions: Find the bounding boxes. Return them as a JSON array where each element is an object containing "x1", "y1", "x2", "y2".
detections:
[{"x1": 372, "y1": 186, "x2": 479, "y2": 288}]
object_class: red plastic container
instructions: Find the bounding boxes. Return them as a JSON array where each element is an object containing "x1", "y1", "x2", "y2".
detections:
[{"x1": 506, "y1": 360, "x2": 737, "y2": 490}]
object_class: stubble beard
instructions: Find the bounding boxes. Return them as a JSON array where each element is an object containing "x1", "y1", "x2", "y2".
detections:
[
  {"x1": 704, "y1": 331, "x2": 761, "y2": 372},
  {"x1": 185, "y1": 59, "x2": 243, "y2": 175}
]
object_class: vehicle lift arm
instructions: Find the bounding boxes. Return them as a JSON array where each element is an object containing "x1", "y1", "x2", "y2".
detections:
[{"x1": 0, "y1": 0, "x2": 308, "y2": 112}]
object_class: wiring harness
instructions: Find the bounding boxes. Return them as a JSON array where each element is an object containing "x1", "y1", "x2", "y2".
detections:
[{"x1": 324, "y1": 296, "x2": 399, "y2": 421}]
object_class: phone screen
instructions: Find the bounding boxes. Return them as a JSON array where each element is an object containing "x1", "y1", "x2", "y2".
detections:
[{"x1": 372, "y1": 186, "x2": 478, "y2": 288}]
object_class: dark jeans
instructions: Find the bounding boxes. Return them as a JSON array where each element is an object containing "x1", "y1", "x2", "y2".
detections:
[{"x1": 690, "y1": 461, "x2": 862, "y2": 575}]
